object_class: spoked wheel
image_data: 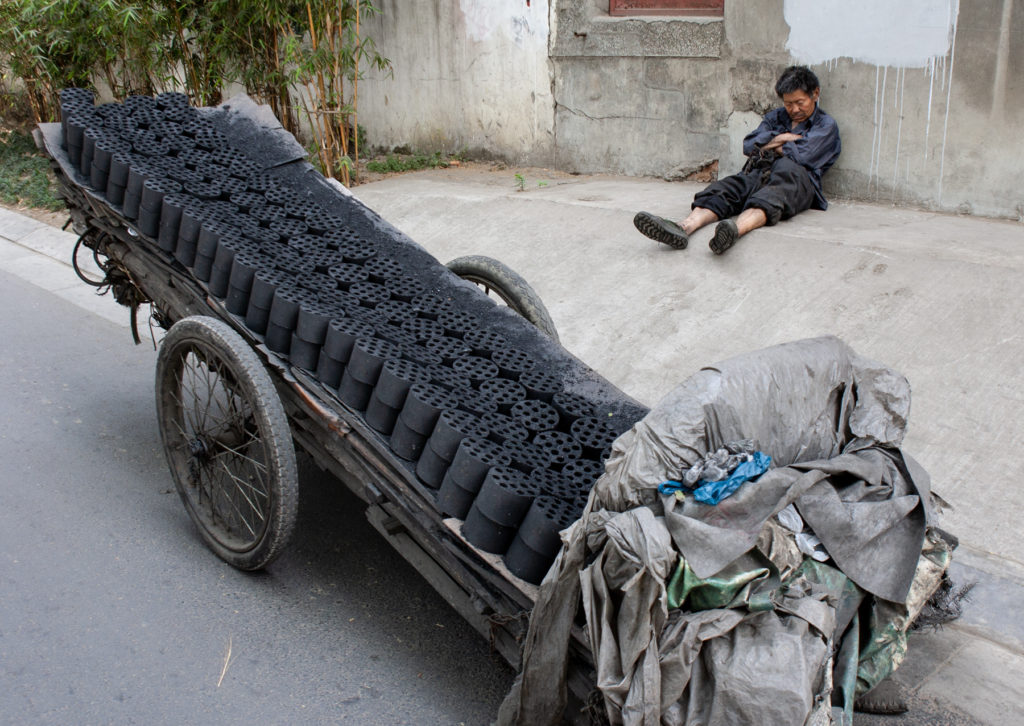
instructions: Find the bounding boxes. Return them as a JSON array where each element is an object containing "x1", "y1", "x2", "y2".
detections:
[
  {"x1": 445, "y1": 255, "x2": 559, "y2": 341},
  {"x1": 155, "y1": 316, "x2": 298, "y2": 570}
]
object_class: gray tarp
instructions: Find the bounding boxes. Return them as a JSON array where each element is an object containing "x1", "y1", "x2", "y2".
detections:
[{"x1": 498, "y1": 336, "x2": 938, "y2": 726}]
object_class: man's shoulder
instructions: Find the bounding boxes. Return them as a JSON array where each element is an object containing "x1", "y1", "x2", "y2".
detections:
[{"x1": 814, "y1": 107, "x2": 839, "y2": 130}]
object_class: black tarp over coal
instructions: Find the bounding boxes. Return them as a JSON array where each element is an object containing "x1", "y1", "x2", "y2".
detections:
[{"x1": 499, "y1": 336, "x2": 952, "y2": 726}]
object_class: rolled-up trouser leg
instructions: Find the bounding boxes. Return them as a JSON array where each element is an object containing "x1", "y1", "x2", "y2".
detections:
[
  {"x1": 692, "y1": 170, "x2": 761, "y2": 220},
  {"x1": 744, "y1": 156, "x2": 817, "y2": 225}
]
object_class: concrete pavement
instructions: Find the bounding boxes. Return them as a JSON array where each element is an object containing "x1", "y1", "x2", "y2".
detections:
[{"x1": 2, "y1": 167, "x2": 1023, "y2": 723}]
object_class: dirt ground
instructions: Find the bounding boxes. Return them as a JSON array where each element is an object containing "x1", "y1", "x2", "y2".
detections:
[
  {"x1": 354, "y1": 158, "x2": 581, "y2": 190},
  {"x1": 0, "y1": 201, "x2": 68, "y2": 229}
]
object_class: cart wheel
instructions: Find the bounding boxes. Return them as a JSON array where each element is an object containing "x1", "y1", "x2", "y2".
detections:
[
  {"x1": 445, "y1": 255, "x2": 560, "y2": 342},
  {"x1": 155, "y1": 315, "x2": 298, "y2": 571}
]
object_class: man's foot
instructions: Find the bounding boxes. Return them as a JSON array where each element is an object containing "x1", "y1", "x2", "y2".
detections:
[
  {"x1": 854, "y1": 677, "x2": 909, "y2": 715},
  {"x1": 709, "y1": 218, "x2": 739, "y2": 255},
  {"x1": 633, "y1": 212, "x2": 689, "y2": 249}
]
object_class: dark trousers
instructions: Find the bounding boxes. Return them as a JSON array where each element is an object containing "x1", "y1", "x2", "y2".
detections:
[{"x1": 692, "y1": 156, "x2": 817, "y2": 226}]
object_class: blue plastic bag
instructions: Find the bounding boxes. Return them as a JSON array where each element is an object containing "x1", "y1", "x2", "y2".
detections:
[{"x1": 692, "y1": 451, "x2": 771, "y2": 504}]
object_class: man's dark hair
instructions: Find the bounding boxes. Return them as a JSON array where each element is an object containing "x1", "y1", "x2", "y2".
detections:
[{"x1": 775, "y1": 66, "x2": 820, "y2": 97}]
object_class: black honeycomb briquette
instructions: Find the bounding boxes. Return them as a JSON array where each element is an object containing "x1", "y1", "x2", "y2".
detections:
[
  {"x1": 347, "y1": 337, "x2": 403, "y2": 386},
  {"x1": 383, "y1": 275, "x2": 426, "y2": 302},
  {"x1": 472, "y1": 466, "x2": 535, "y2": 528},
  {"x1": 349, "y1": 281, "x2": 390, "y2": 307},
  {"x1": 305, "y1": 250, "x2": 345, "y2": 274},
  {"x1": 414, "y1": 444, "x2": 451, "y2": 489},
  {"x1": 388, "y1": 418, "x2": 428, "y2": 461},
  {"x1": 400, "y1": 317, "x2": 444, "y2": 342},
  {"x1": 304, "y1": 212, "x2": 347, "y2": 236},
  {"x1": 569, "y1": 416, "x2": 619, "y2": 459},
  {"x1": 374, "y1": 358, "x2": 430, "y2": 409},
  {"x1": 478, "y1": 378, "x2": 527, "y2": 412},
  {"x1": 479, "y1": 411, "x2": 529, "y2": 445},
  {"x1": 461, "y1": 504, "x2": 518, "y2": 555},
  {"x1": 452, "y1": 354, "x2": 499, "y2": 387},
  {"x1": 551, "y1": 391, "x2": 595, "y2": 430},
  {"x1": 325, "y1": 262, "x2": 370, "y2": 290},
  {"x1": 399, "y1": 342, "x2": 443, "y2": 368},
  {"x1": 509, "y1": 399, "x2": 560, "y2": 434},
  {"x1": 364, "y1": 393, "x2": 401, "y2": 436},
  {"x1": 455, "y1": 387, "x2": 499, "y2": 417},
  {"x1": 295, "y1": 301, "x2": 338, "y2": 344},
  {"x1": 374, "y1": 326, "x2": 420, "y2": 349},
  {"x1": 398, "y1": 382, "x2": 459, "y2": 436},
  {"x1": 338, "y1": 369, "x2": 374, "y2": 410},
  {"x1": 529, "y1": 468, "x2": 579, "y2": 502},
  {"x1": 426, "y1": 409, "x2": 489, "y2": 462},
  {"x1": 294, "y1": 271, "x2": 337, "y2": 294},
  {"x1": 532, "y1": 430, "x2": 582, "y2": 469},
  {"x1": 518, "y1": 368, "x2": 562, "y2": 402},
  {"x1": 464, "y1": 329, "x2": 509, "y2": 356},
  {"x1": 561, "y1": 459, "x2": 606, "y2": 492},
  {"x1": 364, "y1": 256, "x2": 404, "y2": 282},
  {"x1": 501, "y1": 440, "x2": 552, "y2": 474},
  {"x1": 375, "y1": 300, "x2": 418, "y2": 326},
  {"x1": 336, "y1": 237, "x2": 377, "y2": 264},
  {"x1": 437, "y1": 309, "x2": 478, "y2": 338},
  {"x1": 491, "y1": 347, "x2": 536, "y2": 379},
  {"x1": 268, "y1": 285, "x2": 318, "y2": 332},
  {"x1": 411, "y1": 294, "x2": 455, "y2": 320},
  {"x1": 270, "y1": 217, "x2": 309, "y2": 239},
  {"x1": 290, "y1": 233, "x2": 330, "y2": 254},
  {"x1": 423, "y1": 335, "x2": 473, "y2": 365},
  {"x1": 156, "y1": 192, "x2": 192, "y2": 253}
]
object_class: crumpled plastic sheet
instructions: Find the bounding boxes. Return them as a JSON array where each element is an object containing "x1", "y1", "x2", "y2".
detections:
[{"x1": 497, "y1": 337, "x2": 943, "y2": 726}]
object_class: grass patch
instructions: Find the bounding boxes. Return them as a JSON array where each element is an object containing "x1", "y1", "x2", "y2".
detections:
[
  {"x1": 0, "y1": 131, "x2": 64, "y2": 211},
  {"x1": 366, "y1": 151, "x2": 451, "y2": 174}
]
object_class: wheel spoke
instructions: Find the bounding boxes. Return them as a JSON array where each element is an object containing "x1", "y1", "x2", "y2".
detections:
[
  {"x1": 211, "y1": 436, "x2": 268, "y2": 480},
  {"x1": 216, "y1": 459, "x2": 266, "y2": 530},
  {"x1": 157, "y1": 319, "x2": 297, "y2": 568}
]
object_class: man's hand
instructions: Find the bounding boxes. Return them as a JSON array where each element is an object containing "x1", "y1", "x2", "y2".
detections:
[{"x1": 761, "y1": 132, "x2": 803, "y2": 151}]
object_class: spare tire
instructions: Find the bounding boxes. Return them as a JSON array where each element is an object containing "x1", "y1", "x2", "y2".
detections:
[{"x1": 445, "y1": 255, "x2": 559, "y2": 341}]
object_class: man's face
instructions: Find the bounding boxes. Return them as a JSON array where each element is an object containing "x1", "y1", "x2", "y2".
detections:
[{"x1": 782, "y1": 88, "x2": 820, "y2": 124}]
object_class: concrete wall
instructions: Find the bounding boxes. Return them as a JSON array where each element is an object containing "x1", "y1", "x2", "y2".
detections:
[
  {"x1": 357, "y1": 0, "x2": 1024, "y2": 219},
  {"x1": 357, "y1": 0, "x2": 554, "y2": 163}
]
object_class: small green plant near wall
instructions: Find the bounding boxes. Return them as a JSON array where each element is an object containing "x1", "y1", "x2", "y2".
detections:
[
  {"x1": 514, "y1": 173, "x2": 526, "y2": 191},
  {"x1": 366, "y1": 151, "x2": 450, "y2": 174},
  {"x1": 0, "y1": 131, "x2": 63, "y2": 210}
]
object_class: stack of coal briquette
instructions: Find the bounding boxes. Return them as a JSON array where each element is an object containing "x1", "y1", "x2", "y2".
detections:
[{"x1": 57, "y1": 88, "x2": 642, "y2": 584}]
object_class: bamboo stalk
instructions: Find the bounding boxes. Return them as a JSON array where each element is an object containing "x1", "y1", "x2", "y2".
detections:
[
  {"x1": 171, "y1": 6, "x2": 200, "y2": 103},
  {"x1": 353, "y1": 0, "x2": 361, "y2": 181}
]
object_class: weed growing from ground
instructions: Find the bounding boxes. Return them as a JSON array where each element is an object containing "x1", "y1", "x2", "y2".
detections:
[{"x1": 366, "y1": 151, "x2": 450, "y2": 174}]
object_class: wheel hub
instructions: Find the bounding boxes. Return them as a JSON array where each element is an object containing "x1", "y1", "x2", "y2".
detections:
[{"x1": 188, "y1": 436, "x2": 210, "y2": 460}]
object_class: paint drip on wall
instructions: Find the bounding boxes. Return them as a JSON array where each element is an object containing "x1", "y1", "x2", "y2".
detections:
[
  {"x1": 784, "y1": 0, "x2": 962, "y2": 206},
  {"x1": 783, "y1": 0, "x2": 957, "y2": 68},
  {"x1": 460, "y1": 0, "x2": 549, "y2": 48}
]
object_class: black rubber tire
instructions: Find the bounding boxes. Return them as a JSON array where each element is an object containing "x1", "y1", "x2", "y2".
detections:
[
  {"x1": 155, "y1": 316, "x2": 298, "y2": 571},
  {"x1": 445, "y1": 255, "x2": 560, "y2": 341}
]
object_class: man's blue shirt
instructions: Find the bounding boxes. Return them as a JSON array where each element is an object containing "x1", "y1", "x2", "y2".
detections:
[{"x1": 743, "y1": 106, "x2": 841, "y2": 209}]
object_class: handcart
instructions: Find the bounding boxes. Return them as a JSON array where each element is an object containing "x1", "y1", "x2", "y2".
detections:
[{"x1": 37, "y1": 91, "x2": 649, "y2": 723}]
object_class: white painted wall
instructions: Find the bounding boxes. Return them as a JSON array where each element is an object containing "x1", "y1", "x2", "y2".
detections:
[
  {"x1": 784, "y1": 0, "x2": 958, "y2": 68},
  {"x1": 357, "y1": 0, "x2": 554, "y2": 162}
]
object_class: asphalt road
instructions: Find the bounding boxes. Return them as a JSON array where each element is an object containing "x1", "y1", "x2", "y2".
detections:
[{"x1": 0, "y1": 268, "x2": 513, "y2": 725}]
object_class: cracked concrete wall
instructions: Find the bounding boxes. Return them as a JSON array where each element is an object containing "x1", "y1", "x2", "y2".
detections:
[{"x1": 356, "y1": 0, "x2": 555, "y2": 163}]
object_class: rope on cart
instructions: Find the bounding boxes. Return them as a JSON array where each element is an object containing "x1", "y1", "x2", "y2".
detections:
[
  {"x1": 487, "y1": 610, "x2": 532, "y2": 655},
  {"x1": 71, "y1": 230, "x2": 155, "y2": 345}
]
